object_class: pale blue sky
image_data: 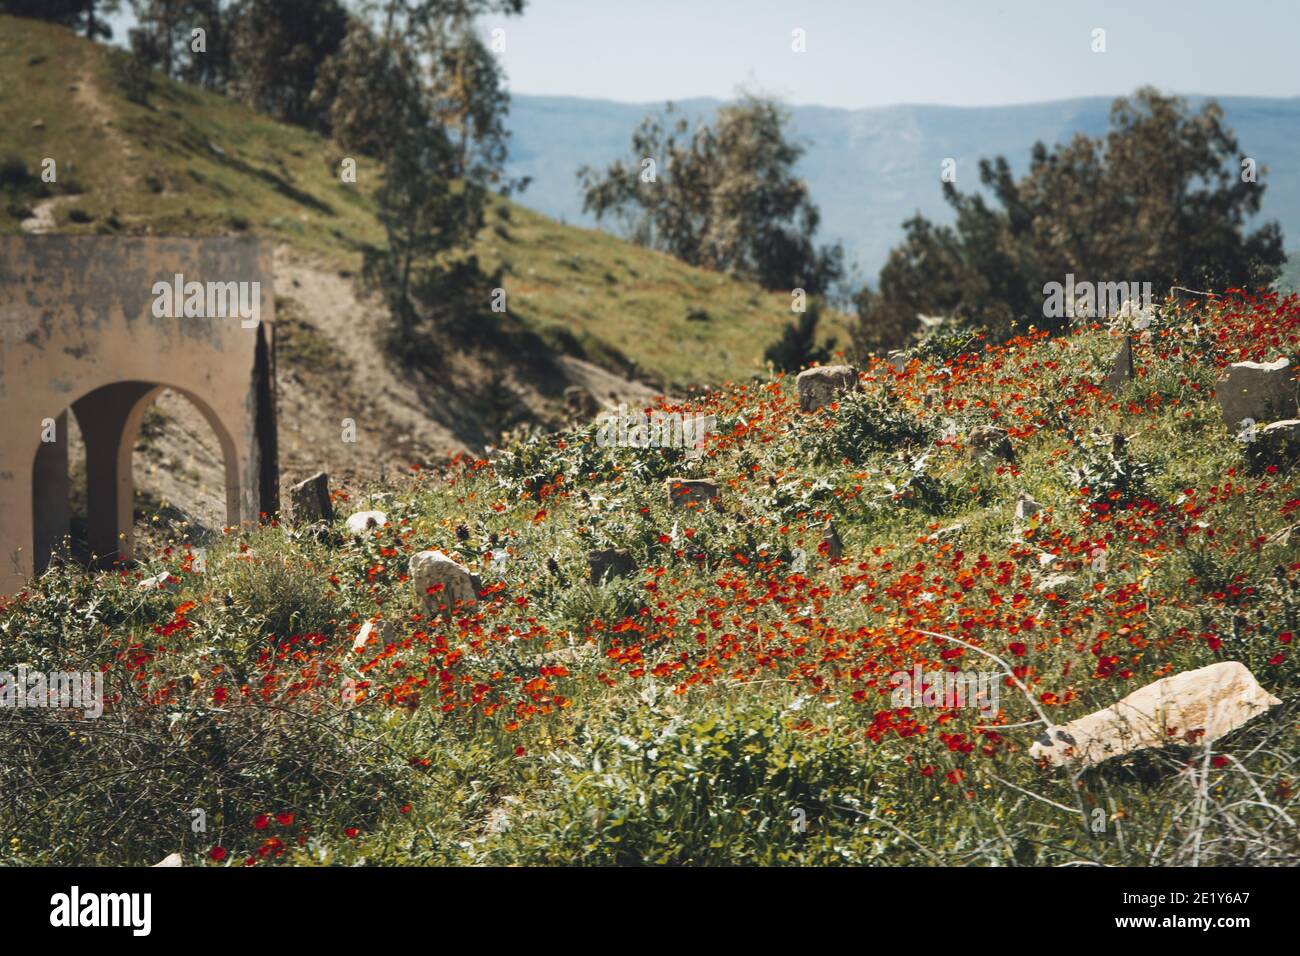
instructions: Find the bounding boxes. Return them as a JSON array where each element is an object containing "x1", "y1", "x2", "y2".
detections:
[{"x1": 108, "y1": 0, "x2": 1300, "y2": 108}]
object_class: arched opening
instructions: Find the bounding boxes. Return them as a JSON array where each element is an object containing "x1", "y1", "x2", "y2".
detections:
[{"x1": 31, "y1": 381, "x2": 241, "y2": 575}]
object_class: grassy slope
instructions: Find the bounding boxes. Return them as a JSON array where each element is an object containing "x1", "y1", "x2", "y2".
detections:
[
  {"x1": 0, "y1": 15, "x2": 845, "y2": 387},
  {"x1": 3, "y1": 291, "x2": 1298, "y2": 866},
  {"x1": 4, "y1": 16, "x2": 1298, "y2": 869}
]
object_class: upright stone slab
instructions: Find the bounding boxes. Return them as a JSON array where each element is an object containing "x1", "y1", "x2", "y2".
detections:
[
  {"x1": 291, "y1": 472, "x2": 333, "y2": 523},
  {"x1": 1103, "y1": 335, "x2": 1134, "y2": 395},
  {"x1": 1216, "y1": 357, "x2": 1298, "y2": 429},
  {"x1": 822, "y1": 520, "x2": 843, "y2": 560},
  {"x1": 588, "y1": 547, "x2": 635, "y2": 584}
]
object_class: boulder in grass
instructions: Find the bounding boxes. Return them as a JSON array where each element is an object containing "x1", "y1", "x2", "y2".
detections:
[
  {"x1": 345, "y1": 510, "x2": 388, "y2": 535},
  {"x1": 1256, "y1": 420, "x2": 1300, "y2": 462},
  {"x1": 968, "y1": 425, "x2": 1013, "y2": 463},
  {"x1": 1029, "y1": 661, "x2": 1281, "y2": 769},
  {"x1": 796, "y1": 365, "x2": 858, "y2": 412},
  {"x1": 588, "y1": 547, "x2": 635, "y2": 585},
  {"x1": 665, "y1": 477, "x2": 719, "y2": 508},
  {"x1": 1216, "y1": 357, "x2": 1298, "y2": 429},
  {"x1": 290, "y1": 472, "x2": 333, "y2": 524},
  {"x1": 409, "y1": 550, "x2": 480, "y2": 618}
]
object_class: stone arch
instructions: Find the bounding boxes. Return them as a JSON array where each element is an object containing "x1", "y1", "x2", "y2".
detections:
[
  {"x1": 30, "y1": 381, "x2": 244, "y2": 574},
  {"x1": 1, "y1": 236, "x2": 278, "y2": 593}
]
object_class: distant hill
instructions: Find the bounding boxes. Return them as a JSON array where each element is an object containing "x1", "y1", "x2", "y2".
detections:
[{"x1": 506, "y1": 93, "x2": 1300, "y2": 285}]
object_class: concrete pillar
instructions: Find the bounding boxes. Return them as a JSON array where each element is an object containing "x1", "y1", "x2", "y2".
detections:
[{"x1": 31, "y1": 411, "x2": 70, "y2": 575}]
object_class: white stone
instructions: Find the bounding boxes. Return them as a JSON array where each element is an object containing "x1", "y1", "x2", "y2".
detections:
[
  {"x1": 1036, "y1": 573, "x2": 1074, "y2": 593},
  {"x1": 409, "y1": 550, "x2": 479, "y2": 618},
  {"x1": 138, "y1": 572, "x2": 176, "y2": 591},
  {"x1": 969, "y1": 425, "x2": 1013, "y2": 462},
  {"x1": 1029, "y1": 661, "x2": 1282, "y2": 768},
  {"x1": 345, "y1": 510, "x2": 388, "y2": 534},
  {"x1": 152, "y1": 852, "x2": 184, "y2": 867},
  {"x1": 351, "y1": 618, "x2": 394, "y2": 654}
]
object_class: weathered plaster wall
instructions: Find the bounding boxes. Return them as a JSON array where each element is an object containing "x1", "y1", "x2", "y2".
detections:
[{"x1": 0, "y1": 236, "x2": 276, "y2": 594}]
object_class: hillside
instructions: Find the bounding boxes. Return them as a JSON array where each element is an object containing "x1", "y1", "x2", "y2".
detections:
[
  {"x1": 0, "y1": 15, "x2": 844, "y2": 534},
  {"x1": 507, "y1": 92, "x2": 1300, "y2": 282},
  {"x1": 2, "y1": 286, "x2": 1297, "y2": 866}
]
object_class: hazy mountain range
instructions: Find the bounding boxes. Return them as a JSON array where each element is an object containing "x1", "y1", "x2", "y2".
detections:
[{"x1": 504, "y1": 93, "x2": 1300, "y2": 286}]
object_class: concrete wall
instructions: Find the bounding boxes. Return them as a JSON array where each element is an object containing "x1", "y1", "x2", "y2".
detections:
[{"x1": 0, "y1": 236, "x2": 277, "y2": 595}]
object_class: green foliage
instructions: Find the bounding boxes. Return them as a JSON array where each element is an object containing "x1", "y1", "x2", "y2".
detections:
[
  {"x1": 0, "y1": 0, "x2": 118, "y2": 39},
  {"x1": 108, "y1": 44, "x2": 152, "y2": 104},
  {"x1": 813, "y1": 389, "x2": 933, "y2": 465},
  {"x1": 910, "y1": 323, "x2": 983, "y2": 365},
  {"x1": 1065, "y1": 431, "x2": 1159, "y2": 509},
  {"x1": 854, "y1": 88, "x2": 1287, "y2": 349},
  {"x1": 764, "y1": 300, "x2": 835, "y2": 372},
  {"x1": 579, "y1": 95, "x2": 843, "y2": 294},
  {"x1": 227, "y1": 0, "x2": 348, "y2": 128},
  {"x1": 482, "y1": 700, "x2": 874, "y2": 865}
]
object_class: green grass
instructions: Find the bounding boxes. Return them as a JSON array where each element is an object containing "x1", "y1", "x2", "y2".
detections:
[
  {"x1": 3, "y1": 291, "x2": 1298, "y2": 866},
  {"x1": 0, "y1": 15, "x2": 845, "y2": 387}
]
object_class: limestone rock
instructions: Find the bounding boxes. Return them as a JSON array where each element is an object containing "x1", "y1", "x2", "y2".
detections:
[
  {"x1": 1256, "y1": 419, "x2": 1300, "y2": 461},
  {"x1": 1103, "y1": 335, "x2": 1134, "y2": 395},
  {"x1": 1036, "y1": 573, "x2": 1074, "y2": 594},
  {"x1": 290, "y1": 472, "x2": 333, "y2": 524},
  {"x1": 409, "y1": 550, "x2": 480, "y2": 618},
  {"x1": 1029, "y1": 661, "x2": 1282, "y2": 768},
  {"x1": 666, "y1": 477, "x2": 719, "y2": 508},
  {"x1": 969, "y1": 425, "x2": 1013, "y2": 462},
  {"x1": 588, "y1": 547, "x2": 635, "y2": 584},
  {"x1": 351, "y1": 618, "x2": 395, "y2": 655},
  {"x1": 796, "y1": 365, "x2": 858, "y2": 412},
  {"x1": 345, "y1": 510, "x2": 388, "y2": 535},
  {"x1": 1216, "y1": 358, "x2": 1298, "y2": 429}
]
